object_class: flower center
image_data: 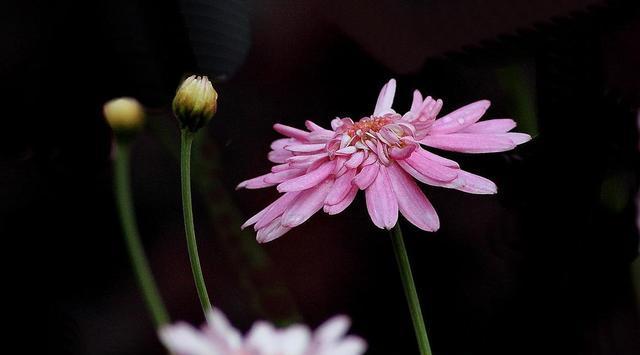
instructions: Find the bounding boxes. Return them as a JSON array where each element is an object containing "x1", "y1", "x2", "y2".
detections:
[{"x1": 345, "y1": 116, "x2": 394, "y2": 137}]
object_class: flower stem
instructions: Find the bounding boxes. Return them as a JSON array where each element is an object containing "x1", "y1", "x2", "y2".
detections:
[
  {"x1": 390, "y1": 223, "x2": 433, "y2": 355},
  {"x1": 114, "y1": 141, "x2": 170, "y2": 327},
  {"x1": 180, "y1": 130, "x2": 213, "y2": 313}
]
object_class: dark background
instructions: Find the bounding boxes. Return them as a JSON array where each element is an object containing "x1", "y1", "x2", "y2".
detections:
[{"x1": 1, "y1": 0, "x2": 639, "y2": 354}]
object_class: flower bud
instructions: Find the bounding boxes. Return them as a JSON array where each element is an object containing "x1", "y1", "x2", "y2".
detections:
[
  {"x1": 172, "y1": 75, "x2": 218, "y2": 132},
  {"x1": 103, "y1": 97, "x2": 145, "y2": 137}
]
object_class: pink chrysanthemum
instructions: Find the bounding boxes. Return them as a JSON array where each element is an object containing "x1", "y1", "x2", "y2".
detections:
[
  {"x1": 238, "y1": 79, "x2": 531, "y2": 242},
  {"x1": 159, "y1": 309, "x2": 366, "y2": 355}
]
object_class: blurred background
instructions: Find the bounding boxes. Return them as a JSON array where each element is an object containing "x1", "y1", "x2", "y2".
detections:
[{"x1": 1, "y1": 0, "x2": 639, "y2": 354}]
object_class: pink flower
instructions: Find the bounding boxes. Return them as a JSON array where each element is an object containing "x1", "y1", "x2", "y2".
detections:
[
  {"x1": 238, "y1": 79, "x2": 531, "y2": 242},
  {"x1": 159, "y1": 309, "x2": 366, "y2": 355}
]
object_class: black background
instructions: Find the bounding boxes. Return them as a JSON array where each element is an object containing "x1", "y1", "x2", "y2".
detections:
[{"x1": 1, "y1": 0, "x2": 639, "y2": 354}]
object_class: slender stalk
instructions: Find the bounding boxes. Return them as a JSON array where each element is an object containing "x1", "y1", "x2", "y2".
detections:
[
  {"x1": 180, "y1": 130, "x2": 213, "y2": 313},
  {"x1": 114, "y1": 141, "x2": 170, "y2": 327},
  {"x1": 390, "y1": 223, "x2": 433, "y2": 355}
]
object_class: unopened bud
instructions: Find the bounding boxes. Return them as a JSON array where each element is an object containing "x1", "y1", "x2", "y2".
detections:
[
  {"x1": 103, "y1": 97, "x2": 145, "y2": 137},
  {"x1": 172, "y1": 75, "x2": 218, "y2": 132}
]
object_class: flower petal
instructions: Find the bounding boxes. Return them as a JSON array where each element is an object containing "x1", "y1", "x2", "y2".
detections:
[
  {"x1": 345, "y1": 151, "x2": 366, "y2": 168},
  {"x1": 504, "y1": 132, "x2": 532, "y2": 145},
  {"x1": 387, "y1": 163, "x2": 439, "y2": 231},
  {"x1": 237, "y1": 172, "x2": 277, "y2": 190},
  {"x1": 454, "y1": 170, "x2": 497, "y2": 194},
  {"x1": 278, "y1": 325, "x2": 311, "y2": 355},
  {"x1": 365, "y1": 166, "x2": 398, "y2": 230},
  {"x1": 419, "y1": 149, "x2": 459, "y2": 168},
  {"x1": 324, "y1": 185, "x2": 358, "y2": 215},
  {"x1": 405, "y1": 150, "x2": 458, "y2": 182},
  {"x1": 388, "y1": 142, "x2": 417, "y2": 160},
  {"x1": 428, "y1": 100, "x2": 491, "y2": 135},
  {"x1": 373, "y1": 79, "x2": 396, "y2": 116},
  {"x1": 273, "y1": 123, "x2": 310, "y2": 141},
  {"x1": 420, "y1": 133, "x2": 517, "y2": 153},
  {"x1": 281, "y1": 179, "x2": 333, "y2": 227},
  {"x1": 159, "y1": 323, "x2": 219, "y2": 355},
  {"x1": 329, "y1": 335, "x2": 367, "y2": 355},
  {"x1": 353, "y1": 163, "x2": 379, "y2": 190},
  {"x1": 256, "y1": 217, "x2": 292, "y2": 243},
  {"x1": 284, "y1": 143, "x2": 326, "y2": 153},
  {"x1": 409, "y1": 89, "x2": 423, "y2": 114},
  {"x1": 461, "y1": 118, "x2": 516, "y2": 133},
  {"x1": 268, "y1": 149, "x2": 294, "y2": 163},
  {"x1": 325, "y1": 168, "x2": 357, "y2": 205},
  {"x1": 246, "y1": 322, "x2": 278, "y2": 352},
  {"x1": 263, "y1": 169, "x2": 305, "y2": 184},
  {"x1": 315, "y1": 316, "x2": 350, "y2": 343},
  {"x1": 277, "y1": 160, "x2": 335, "y2": 192},
  {"x1": 254, "y1": 192, "x2": 302, "y2": 230},
  {"x1": 271, "y1": 138, "x2": 295, "y2": 150}
]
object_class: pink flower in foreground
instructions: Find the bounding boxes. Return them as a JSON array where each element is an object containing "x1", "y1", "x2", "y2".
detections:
[
  {"x1": 238, "y1": 79, "x2": 531, "y2": 242},
  {"x1": 159, "y1": 309, "x2": 366, "y2": 355}
]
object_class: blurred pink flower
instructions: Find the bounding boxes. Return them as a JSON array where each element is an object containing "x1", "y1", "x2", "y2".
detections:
[
  {"x1": 238, "y1": 79, "x2": 531, "y2": 242},
  {"x1": 159, "y1": 309, "x2": 366, "y2": 355}
]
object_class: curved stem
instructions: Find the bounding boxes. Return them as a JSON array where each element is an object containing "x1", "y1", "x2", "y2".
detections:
[
  {"x1": 390, "y1": 223, "x2": 433, "y2": 355},
  {"x1": 114, "y1": 141, "x2": 170, "y2": 327},
  {"x1": 180, "y1": 130, "x2": 213, "y2": 313}
]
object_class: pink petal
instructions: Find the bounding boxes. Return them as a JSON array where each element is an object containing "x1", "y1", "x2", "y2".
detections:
[
  {"x1": 284, "y1": 143, "x2": 326, "y2": 153},
  {"x1": 461, "y1": 119, "x2": 516, "y2": 133},
  {"x1": 362, "y1": 152, "x2": 378, "y2": 166},
  {"x1": 409, "y1": 89, "x2": 423, "y2": 114},
  {"x1": 373, "y1": 79, "x2": 397, "y2": 116},
  {"x1": 405, "y1": 151, "x2": 458, "y2": 182},
  {"x1": 281, "y1": 179, "x2": 333, "y2": 227},
  {"x1": 304, "y1": 121, "x2": 335, "y2": 142},
  {"x1": 420, "y1": 133, "x2": 516, "y2": 153},
  {"x1": 454, "y1": 170, "x2": 497, "y2": 194},
  {"x1": 345, "y1": 151, "x2": 365, "y2": 168},
  {"x1": 271, "y1": 138, "x2": 295, "y2": 150},
  {"x1": 324, "y1": 185, "x2": 358, "y2": 215},
  {"x1": 397, "y1": 159, "x2": 452, "y2": 187},
  {"x1": 263, "y1": 169, "x2": 305, "y2": 184},
  {"x1": 336, "y1": 146, "x2": 357, "y2": 155},
  {"x1": 428, "y1": 100, "x2": 491, "y2": 135},
  {"x1": 268, "y1": 149, "x2": 294, "y2": 163},
  {"x1": 387, "y1": 163, "x2": 440, "y2": 231},
  {"x1": 389, "y1": 143, "x2": 417, "y2": 160},
  {"x1": 237, "y1": 173, "x2": 277, "y2": 190},
  {"x1": 273, "y1": 123, "x2": 310, "y2": 141},
  {"x1": 365, "y1": 166, "x2": 398, "y2": 230},
  {"x1": 256, "y1": 217, "x2": 291, "y2": 243},
  {"x1": 305, "y1": 120, "x2": 331, "y2": 133},
  {"x1": 418, "y1": 149, "x2": 459, "y2": 168},
  {"x1": 376, "y1": 140, "x2": 390, "y2": 166},
  {"x1": 353, "y1": 163, "x2": 379, "y2": 190},
  {"x1": 325, "y1": 169, "x2": 357, "y2": 205},
  {"x1": 241, "y1": 205, "x2": 269, "y2": 230},
  {"x1": 254, "y1": 192, "x2": 302, "y2": 230},
  {"x1": 333, "y1": 156, "x2": 347, "y2": 175},
  {"x1": 503, "y1": 132, "x2": 531, "y2": 145},
  {"x1": 286, "y1": 154, "x2": 327, "y2": 169},
  {"x1": 398, "y1": 159, "x2": 497, "y2": 194},
  {"x1": 271, "y1": 163, "x2": 291, "y2": 173},
  {"x1": 277, "y1": 160, "x2": 335, "y2": 192}
]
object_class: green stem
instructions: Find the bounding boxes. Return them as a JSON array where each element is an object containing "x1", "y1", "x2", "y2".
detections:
[
  {"x1": 390, "y1": 223, "x2": 433, "y2": 355},
  {"x1": 114, "y1": 141, "x2": 170, "y2": 327},
  {"x1": 180, "y1": 130, "x2": 213, "y2": 313}
]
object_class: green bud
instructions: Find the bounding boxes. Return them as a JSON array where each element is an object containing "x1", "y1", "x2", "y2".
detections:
[
  {"x1": 173, "y1": 75, "x2": 218, "y2": 132},
  {"x1": 103, "y1": 97, "x2": 145, "y2": 138}
]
